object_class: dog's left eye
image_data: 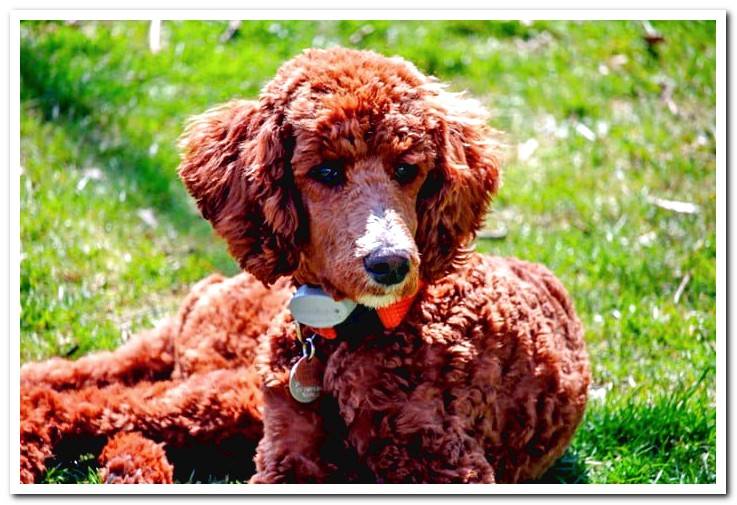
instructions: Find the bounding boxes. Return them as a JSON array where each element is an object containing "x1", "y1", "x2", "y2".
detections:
[
  {"x1": 309, "y1": 161, "x2": 344, "y2": 187},
  {"x1": 394, "y1": 163, "x2": 419, "y2": 185}
]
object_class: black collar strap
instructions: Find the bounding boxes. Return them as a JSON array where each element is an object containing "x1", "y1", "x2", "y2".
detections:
[{"x1": 301, "y1": 304, "x2": 385, "y2": 343}]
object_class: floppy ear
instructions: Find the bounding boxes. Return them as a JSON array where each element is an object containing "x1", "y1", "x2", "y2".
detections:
[
  {"x1": 416, "y1": 93, "x2": 502, "y2": 282},
  {"x1": 178, "y1": 100, "x2": 305, "y2": 284}
]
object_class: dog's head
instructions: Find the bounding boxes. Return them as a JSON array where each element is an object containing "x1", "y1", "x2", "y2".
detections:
[{"x1": 179, "y1": 48, "x2": 501, "y2": 307}]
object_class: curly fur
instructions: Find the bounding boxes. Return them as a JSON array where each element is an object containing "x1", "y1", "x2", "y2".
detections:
[
  {"x1": 99, "y1": 432, "x2": 174, "y2": 484},
  {"x1": 20, "y1": 47, "x2": 589, "y2": 484}
]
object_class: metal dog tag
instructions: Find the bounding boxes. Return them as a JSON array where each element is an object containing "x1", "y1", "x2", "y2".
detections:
[
  {"x1": 288, "y1": 285, "x2": 357, "y2": 328},
  {"x1": 289, "y1": 355, "x2": 324, "y2": 403}
]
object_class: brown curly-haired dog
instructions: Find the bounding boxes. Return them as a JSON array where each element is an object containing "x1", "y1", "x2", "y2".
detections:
[{"x1": 20, "y1": 47, "x2": 589, "y2": 484}]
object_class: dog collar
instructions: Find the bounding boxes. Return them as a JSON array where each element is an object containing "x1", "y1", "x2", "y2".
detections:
[
  {"x1": 288, "y1": 285, "x2": 420, "y2": 340},
  {"x1": 287, "y1": 285, "x2": 421, "y2": 404}
]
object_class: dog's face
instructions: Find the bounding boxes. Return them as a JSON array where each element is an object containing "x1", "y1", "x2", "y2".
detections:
[
  {"x1": 287, "y1": 76, "x2": 438, "y2": 306},
  {"x1": 179, "y1": 48, "x2": 501, "y2": 306}
]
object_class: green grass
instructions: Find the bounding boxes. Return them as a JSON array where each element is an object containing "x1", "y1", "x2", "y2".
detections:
[{"x1": 20, "y1": 20, "x2": 716, "y2": 484}]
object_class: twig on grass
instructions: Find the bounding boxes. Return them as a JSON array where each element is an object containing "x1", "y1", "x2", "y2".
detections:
[
  {"x1": 220, "y1": 20, "x2": 242, "y2": 43},
  {"x1": 149, "y1": 19, "x2": 162, "y2": 54},
  {"x1": 646, "y1": 195, "x2": 700, "y2": 215},
  {"x1": 673, "y1": 273, "x2": 691, "y2": 305},
  {"x1": 478, "y1": 224, "x2": 509, "y2": 240},
  {"x1": 641, "y1": 21, "x2": 665, "y2": 47}
]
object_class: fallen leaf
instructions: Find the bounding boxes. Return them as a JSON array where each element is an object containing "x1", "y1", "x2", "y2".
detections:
[
  {"x1": 349, "y1": 25, "x2": 375, "y2": 45},
  {"x1": 478, "y1": 224, "x2": 508, "y2": 240},
  {"x1": 589, "y1": 386, "x2": 608, "y2": 401},
  {"x1": 517, "y1": 138, "x2": 539, "y2": 162},
  {"x1": 658, "y1": 77, "x2": 679, "y2": 115},
  {"x1": 608, "y1": 54, "x2": 628, "y2": 70},
  {"x1": 220, "y1": 20, "x2": 242, "y2": 43},
  {"x1": 637, "y1": 231, "x2": 657, "y2": 246},
  {"x1": 76, "y1": 168, "x2": 104, "y2": 192},
  {"x1": 575, "y1": 123, "x2": 596, "y2": 142},
  {"x1": 642, "y1": 20, "x2": 666, "y2": 46},
  {"x1": 137, "y1": 208, "x2": 159, "y2": 228},
  {"x1": 674, "y1": 273, "x2": 691, "y2": 304},
  {"x1": 646, "y1": 195, "x2": 700, "y2": 215},
  {"x1": 149, "y1": 20, "x2": 162, "y2": 54}
]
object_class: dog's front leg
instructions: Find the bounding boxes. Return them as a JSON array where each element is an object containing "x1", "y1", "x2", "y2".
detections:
[{"x1": 250, "y1": 385, "x2": 337, "y2": 483}]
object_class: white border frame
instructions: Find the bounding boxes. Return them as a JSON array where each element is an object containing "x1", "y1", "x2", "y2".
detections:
[
  {"x1": 8, "y1": 9, "x2": 726, "y2": 496},
  {"x1": 10, "y1": 9, "x2": 728, "y2": 20}
]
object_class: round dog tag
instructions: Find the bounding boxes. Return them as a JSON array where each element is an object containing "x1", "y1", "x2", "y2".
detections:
[
  {"x1": 288, "y1": 285, "x2": 357, "y2": 328},
  {"x1": 289, "y1": 356, "x2": 324, "y2": 403}
]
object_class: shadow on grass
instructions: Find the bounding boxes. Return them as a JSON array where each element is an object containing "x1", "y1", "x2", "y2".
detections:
[
  {"x1": 45, "y1": 439, "x2": 590, "y2": 484},
  {"x1": 166, "y1": 437, "x2": 258, "y2": 484},
  {"x1": 533, "y1": 449, "x2": 590, "y2": 484},
  {"x1": 44, "y1": 436, "x2": 259, "y2": 484},
  {"x1": 42, "y1": 437, "x2": 106, "y2": 484}
]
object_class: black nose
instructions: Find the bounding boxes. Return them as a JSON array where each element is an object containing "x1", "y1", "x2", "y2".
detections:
[{"x1": 363, "y1": 250, "x2": 411, "y2": 286}]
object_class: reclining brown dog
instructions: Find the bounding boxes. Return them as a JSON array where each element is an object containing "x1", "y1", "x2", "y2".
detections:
[{"x1": 20, "y1": 47, "x2": 589, "y2": 484}]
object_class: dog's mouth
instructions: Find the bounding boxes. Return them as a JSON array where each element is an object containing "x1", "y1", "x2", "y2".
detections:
[
  {"x1": 312, "y1": 262, "x2": 419, "y2": 310},
  {"x1": 357, "y1": 290, "x2": 404, "y2": 309},
  {"x1": 355, "y1": 271, "x2": 420, "y2": 308}
]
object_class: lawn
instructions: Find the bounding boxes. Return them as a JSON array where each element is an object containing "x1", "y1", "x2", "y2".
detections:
[{"x1": 19, "y1": 19, "x2": 717, "y2": 484}]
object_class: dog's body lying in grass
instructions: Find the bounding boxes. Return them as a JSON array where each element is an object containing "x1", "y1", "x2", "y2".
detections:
[{"x1": 20, "y1": 47, "x2": 589, "y2": 483}]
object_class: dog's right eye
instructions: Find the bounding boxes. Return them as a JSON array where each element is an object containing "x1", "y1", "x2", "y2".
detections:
[{"x1": 309, "y1": 162, "x2": 344, "y2": 187}]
